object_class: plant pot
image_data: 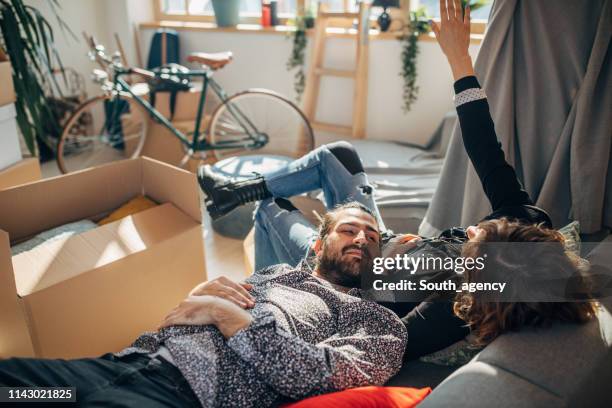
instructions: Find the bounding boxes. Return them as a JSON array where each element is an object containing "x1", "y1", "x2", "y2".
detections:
[{"x1": 211, "y1": 0, "x2": 240, "y2": 27}]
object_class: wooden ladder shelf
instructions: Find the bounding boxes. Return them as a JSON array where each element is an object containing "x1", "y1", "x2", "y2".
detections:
[{"x1": 302, "y1": 2, "x2": 370, "y2": 139}]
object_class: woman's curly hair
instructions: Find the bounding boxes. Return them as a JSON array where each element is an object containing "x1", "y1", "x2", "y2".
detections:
[{"x1": 454, "y1": 218, "x2": 598, "y2": 345}]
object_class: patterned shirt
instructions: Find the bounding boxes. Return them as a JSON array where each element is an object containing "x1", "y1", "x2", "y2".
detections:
[{"x1": 116, "y1": 261, "x2": 407, "y2": 408}]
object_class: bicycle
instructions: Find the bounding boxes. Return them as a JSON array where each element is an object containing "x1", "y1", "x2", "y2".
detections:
[{"x1": 56, "y1": 37, "x2": 315, "y2": 174}]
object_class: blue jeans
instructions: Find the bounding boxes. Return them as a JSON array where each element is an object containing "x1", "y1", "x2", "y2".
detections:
[{"x1": 254, "y1": 144, "x2": 384, "y2": 270}]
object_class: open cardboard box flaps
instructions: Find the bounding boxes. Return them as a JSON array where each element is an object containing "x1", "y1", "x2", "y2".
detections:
[
  {"x1": 0, "y1": 157, "x2": 207, "y2": 359},
  {"x1": 0, "y1": 158, "x2": 41, "y2": 190}
]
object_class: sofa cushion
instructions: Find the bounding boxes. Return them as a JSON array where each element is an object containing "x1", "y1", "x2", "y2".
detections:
[
  {"x1": 473, "y1": 313, "x2": 612, "y2": 402},
  {"x1": 418, "y1": 361, "x2": 564, "y2": 408},
  {"x1": 283, "y1": 386, "x2": 431, "y2": 408}
]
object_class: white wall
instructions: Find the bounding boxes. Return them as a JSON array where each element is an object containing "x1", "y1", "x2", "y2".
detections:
[
  {"x1": 25, "y1": 0, "x2": 113, "y2": 99},
  {"x1": 26, "y1": 0, "x2": 480, "y2": 147},
  {"x1": 138, "y1": 28, "x2": 479, "y2": 146},
  {"x1": 101, "y1": 0, "x2": 154, "y2": 68}
]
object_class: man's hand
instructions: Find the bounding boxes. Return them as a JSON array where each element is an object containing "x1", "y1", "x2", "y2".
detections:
[
  {"x1": 430, "y1": 0, "x2": 475, "y2": 81},
  {"x1": 189, "y1": 276, "x2": 255, "y2": 309},
  {"x1": 160, "y1": 295, "x2": 253, "y2": 338}
]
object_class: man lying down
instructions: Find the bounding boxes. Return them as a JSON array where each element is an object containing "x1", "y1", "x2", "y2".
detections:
[{"x1": 0, "y1": 203, "x2": 406, "y2": 408}]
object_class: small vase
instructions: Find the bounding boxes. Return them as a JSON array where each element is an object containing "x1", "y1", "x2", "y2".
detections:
[
  {"x1": 211, "y1": 0, "x2": 241, "y2": 27},
  {"x1": 377, "y1": 7, "x2": 392, "y2": 32}
]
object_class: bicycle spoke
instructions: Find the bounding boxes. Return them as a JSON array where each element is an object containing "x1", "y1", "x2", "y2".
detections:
[
  {"x1": 59, "y1": 95, "x2": 148, "y2": 173},
  {"x1": 209, "y1": 91, "x2": 313, "y2": 160}
]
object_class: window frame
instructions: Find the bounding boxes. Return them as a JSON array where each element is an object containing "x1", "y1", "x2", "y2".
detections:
[
  {"x1": 154, "y1": 0, "x2": 304, "y2": 25},
  {"x1": 153, "y1": 0, "x2": 487, "y2": 34}
]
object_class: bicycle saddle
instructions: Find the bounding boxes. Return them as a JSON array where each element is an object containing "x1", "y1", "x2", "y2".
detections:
[{"x1": 187, "y1": 51, "x2": 233, "y2": 70}]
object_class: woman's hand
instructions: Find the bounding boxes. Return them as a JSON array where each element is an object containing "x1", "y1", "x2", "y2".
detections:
[
  {"x1": 160, "y1": 295, "x2": 253, "y2": 338},
  {"x1": 189, "y1": 276, "x2": 255, "y2": 309},
  {"x1": 430, "y1": 0, "x2": 475, "y2": 81},
  {"x1": 398, "y1": 233, "x2": 422, "y2": 244}
]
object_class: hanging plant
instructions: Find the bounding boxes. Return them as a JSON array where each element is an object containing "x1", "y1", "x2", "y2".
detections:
[
  {"x1": 286, "y1": 19, "x2": 307, "y2": 100},
  {"x1": 398, "y1": 1, "x2": 490, "y2": 113},
  {"x1": 0, "y1": 0, "x2": 74, "y2": 156},
  {"x1": 398, "y1": 6, "x2": 430, "y2": 113},
  {"x1": 286, "y1": 16, "x2": 309, "y2": 101}
]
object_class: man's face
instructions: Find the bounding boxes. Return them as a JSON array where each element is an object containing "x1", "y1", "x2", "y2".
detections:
[{"x1": 316, "y1": 208, "x2": 381, "y2": 288}]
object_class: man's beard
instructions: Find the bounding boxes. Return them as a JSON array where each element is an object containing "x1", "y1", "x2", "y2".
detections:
[{"x1": 317, "y1": 242, "x2": 379, "y2": 288}]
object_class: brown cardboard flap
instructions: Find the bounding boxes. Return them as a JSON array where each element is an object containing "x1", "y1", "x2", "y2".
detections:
[
  {"x1": 0, "y1": 62, "x2": 16, "y2": 106},
  {"x1": 0, "y1": 158, "x2": 41, "y2": 191},
  {"x1": 24, "y1": 225, "x2": 206, "y2": 358},
  {"x1": 0, "y1": 159, "x2": 142, "y2": 241},
  {"x1": 0, "y1": 231, "x2": 34, "y2": 357},
  {"x1": 141, "y1": 156, "x2": 202, "y2": 222},
  {"x1": 12, "y1": 203, "x2": 197, "y2": 297}
]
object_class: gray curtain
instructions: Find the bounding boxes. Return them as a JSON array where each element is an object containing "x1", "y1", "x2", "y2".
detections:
[{"x1": 420, "y1": 0, "x2": 612, "y2": 236}]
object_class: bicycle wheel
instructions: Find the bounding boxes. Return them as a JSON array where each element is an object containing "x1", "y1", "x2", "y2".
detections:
[
  {"x1": 57, "y1": 93, "x2": 148, "y2": 174},
  {"x1": 208, "y1": 89, "x2": 314, "y2": 160}
]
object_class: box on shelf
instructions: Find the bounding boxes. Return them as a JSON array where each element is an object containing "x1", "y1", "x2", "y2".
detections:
[
  {"x1": 0, "y1": 158, "x2": 41, "y2": 190},
  {"x1": 0, "y1": 157, "x2": 207, "y2": 359},
  {"x1": 0, "y1": 103, "x2": 22, "y2": 171},
  {"x1": 0, "y1": 61, "x2": 15, "y2": 106}
]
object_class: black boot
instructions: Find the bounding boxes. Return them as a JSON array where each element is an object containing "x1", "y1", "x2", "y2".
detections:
[{"x1": 197, "y1": 165, "x2": 272, "y2": 219}]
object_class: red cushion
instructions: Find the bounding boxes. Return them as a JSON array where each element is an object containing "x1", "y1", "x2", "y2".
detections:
[{"x1": 282, "y1": 386, "x2": 432, "y2": 408}]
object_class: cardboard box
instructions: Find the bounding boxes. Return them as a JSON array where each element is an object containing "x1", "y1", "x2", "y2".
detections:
[
  {"x1": 142, "y1": 119, "x2": 211, "y2": 172},
  {"x1": 0, "y1": 61, "x2": 15, "y2": 106},
  {"x1": 152, "y1": 82, "x2": 209, "y2": 122},
  {"x1": 130, "y1": 81, "x2": 215, "y2": 172},
  {"x1": 134, "y1": 80, "x2": 213, "y2": 123},
  {"x1": 0, "y1": 103, "x2": 22, "y2": 170},
  {"x1": 0, "y1": 158, "x2": 41, "y2": 190},
  {"x1": 0, "y1": 157, "x2": 207, "y2": 359}
]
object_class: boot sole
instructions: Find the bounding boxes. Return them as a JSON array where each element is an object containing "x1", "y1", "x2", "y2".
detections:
[{"x1": 197, "y1": 171, "x2": 225, "y2": 220}]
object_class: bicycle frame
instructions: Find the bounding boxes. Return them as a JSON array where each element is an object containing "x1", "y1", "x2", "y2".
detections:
[{"x1": 111, "y1": 67, "x2": 263, "y2": 152}]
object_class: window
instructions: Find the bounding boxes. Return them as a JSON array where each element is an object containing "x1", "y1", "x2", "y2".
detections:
[
  {"x1": 325, "y1": 0, "x2": 359, "y2": 12},
  {"x1": 412, "y1": 0, "x2": 491, "y2": 34},
  {"x1": 414, "y1": 0, "x2": 492, "y2": 20},
  {"x1": 155, "y1": 1, "x2": 485, "y2": 35},
  {"x1": 157, "y1": 0, "x2": 300, "y2": 23},
  {"x1": 156, "y1": 1, "x2": 366, "y2": 24}
]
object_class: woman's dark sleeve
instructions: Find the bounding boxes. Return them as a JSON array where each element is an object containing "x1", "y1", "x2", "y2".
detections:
[{"x1": 454, "y1": 76, "x2": 533, "y2": 210}]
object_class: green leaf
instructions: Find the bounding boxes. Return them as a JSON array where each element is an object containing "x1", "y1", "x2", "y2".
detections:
[
  {"x1": 0, "y1": 0, "x2": 73, "y2": 155},
  {"x1": 397, "y1": 6, "x2": 431, "y2": 112}
]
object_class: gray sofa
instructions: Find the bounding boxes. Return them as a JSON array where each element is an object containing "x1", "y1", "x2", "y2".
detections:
[{"x1": 389, "y1": 234, "x2": 612, "y2": 407}]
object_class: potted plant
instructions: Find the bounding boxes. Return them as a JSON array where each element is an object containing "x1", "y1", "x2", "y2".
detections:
[
  {"x1": 0, "y1": 0, "x2": 72, "y2": 157},
  {"x1": 211, "y1": 0, "x2": 241, "y2": 27}
]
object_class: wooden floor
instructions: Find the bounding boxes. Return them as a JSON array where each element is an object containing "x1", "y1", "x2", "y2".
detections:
[
  {"x1": 199, "y1": 192, "x2": 247, "y2": 282},
  {"x1": 41, "y1": 159, "x2": 248, "y2": 283}
]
